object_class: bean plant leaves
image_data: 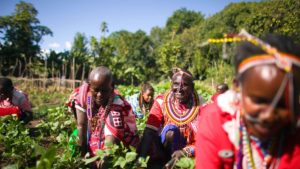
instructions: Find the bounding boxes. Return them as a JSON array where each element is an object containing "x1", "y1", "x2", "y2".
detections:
[
  {"x1": 125, "y1": 152, "x2": 137, "y2": 163},
  {"x1": 83, "y1": 155, "x2": 99, "y2": 165}
]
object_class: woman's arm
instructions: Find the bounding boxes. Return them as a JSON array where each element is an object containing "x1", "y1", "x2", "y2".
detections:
[
  {"x1": 76, "y1": 109, "x2": 88, "y2": 156},
  {"x1": 138, "y1": 127, "x2": 157, "y2": 158}
]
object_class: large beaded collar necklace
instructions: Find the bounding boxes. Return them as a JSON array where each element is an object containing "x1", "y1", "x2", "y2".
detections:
[{"x1": 164, "y1": 90, "x2": 200, "y2": 126}]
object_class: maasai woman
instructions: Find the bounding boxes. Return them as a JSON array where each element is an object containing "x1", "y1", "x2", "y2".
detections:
[
  {"x1": 0, "y1": 77, "x2": 32, "y2": 123},
  {"x1": 196, "y1": 32, "x2": 300, "y2": 169},
  {"x1": 69, "y1": 66, "x2": 139, "y2": 158},
  {"x1": 210, "y1": 83, "x2": 229, "y2": 103},
  {"x1": 126, "y1": 82, "x2": 154, "y2": 118},
  {"x1": 139, "y1": 68, "x2": 204, "y2": 168}
]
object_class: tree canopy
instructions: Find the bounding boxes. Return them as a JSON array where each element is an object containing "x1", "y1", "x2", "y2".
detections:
[
  {"x1": 1, "y1": 0, "x2": 299, "y2": 85},
  {"x1": 0, "y1": 1, "x2": 52, "y2": 76}
]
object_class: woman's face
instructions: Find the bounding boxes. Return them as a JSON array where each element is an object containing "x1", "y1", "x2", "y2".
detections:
[
  {"x1": 0, "y1": 86, "x2": 13, "y2": 101},
  {"x1": 89, "y1": 76, "x2": 112, "y2": 106},
  {"x1": 217, "y1": 85, "x2": 228, "y2": 94},
  {"x1": 171, "y1": 74, "x2": 194, "y2": 104},
  {"x1": 142, "y1": 89, "x2": 154, "y2": 103},
  {"x1": 240, "y1": 65, "x2": 292, "y2": 140}
]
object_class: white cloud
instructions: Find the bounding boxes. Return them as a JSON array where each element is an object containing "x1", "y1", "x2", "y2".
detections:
[
  {"x1": 40, "y1": 49, "x2": 50, "y2": 59},
  {"x1": 48, "y1": 42, "x2": 61, "y2": 49},
  {"x1": 65, "y1": 41, "x2": 72, "y2": 49},
  {"x1": 41, "y1": 49, "x2": 50, "y2": 55}
]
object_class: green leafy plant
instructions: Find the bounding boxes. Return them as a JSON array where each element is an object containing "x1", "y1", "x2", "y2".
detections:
[
  {"x1": 117, "y1": 85, "x2": 140, "y2": 97},
  {"x1": 0, "y1": 115, "x2": 36, "y2": 168},
  {"x1": 36, "y1": 106, "x2": 74, "y2": 136},
  {"x1": 83, "y1": 141, "x2": 149, "y2": 169},
  {"x1": 136, "y1": 114, "x2": 148, "y2": 136},
  {"x1": 34, "y1": 145, "x2": 56, "y2": 169},
  {"x1": 175, "y1": 157, "x2": 195, "y2": 169}
]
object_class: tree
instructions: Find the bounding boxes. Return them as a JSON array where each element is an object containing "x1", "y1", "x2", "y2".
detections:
[
  {"x1": 100, "y1": 21, "x2": 109, "y2": 37},
  {"x1": 70, "y1": 32, "x2": 89, "y2": 80},
  {"x1": 108, "y1": 30, "x2": 155, "y2": 84},
  {"x1": 166, "y1": 8, "x2": 204, "y2": 40},
  {"x1": 177, "y1": 26, "x2": 209, "y2": 79},
  {"x1": 44, "y1": 50, "x2": 71, "y2": 78},
  {"x1": 157, "y1": 42, "x2": 185, "y2": 77},
  {"x1": 90, "y1": 36, "x2": 99, "y2": 58},
  {"x1": 109, "y1": 30, "x2": 132, "y2": 83},
  {"x1": 0, "y1": 1, "x2": 52, "y2": 76},
  {"x1": 149, "y1": 26, "x2": 167, "y2": 46},
  {"x1": 246, "y1": 0, "x2": 300, "y2": 42},
  {"x1": 90, "y1": 36, "x2": 115, "y2": 69},
  {"x1": 129, "y1": 30, "x2": 156, "y2": 82}
]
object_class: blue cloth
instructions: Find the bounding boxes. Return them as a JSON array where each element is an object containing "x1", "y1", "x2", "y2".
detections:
[
  {"x1": 126, "y1": 93, "x2": 144, "y2": 118},
  {"x1": 160, "y1": 124, "x2": 187, "y2": 154}
]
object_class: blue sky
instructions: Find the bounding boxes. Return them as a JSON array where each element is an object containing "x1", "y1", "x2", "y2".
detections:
[{"x1": 0, "y1": 0, "x2": 257, "y2": 52}]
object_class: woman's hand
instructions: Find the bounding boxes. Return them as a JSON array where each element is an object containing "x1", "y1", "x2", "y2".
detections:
[
  {"x1": 163, "y1": 150, "x2": 186, "y2": 169},
  {"x1": 171, "y1": 150, "x2": 186, "y2": 160}
]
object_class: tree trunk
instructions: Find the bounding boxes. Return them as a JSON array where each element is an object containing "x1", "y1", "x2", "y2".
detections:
[
  {"x1": 171, "y1": 30, "x2": 176, "y2": 42},
  {"x1": 18, "y1": 60, "x2": 22, "y2": 77},
  {"x1": 12, "y1": 58, "x2": 18, "y2": 76},
  {"x1": 22, "y1": 57, "x2": 27, "y2": 77},
  {"x1": 222, "y1": 42, "x2": 228, "y2": 59},
  {"x1": 29, "y1": 56, "x2": 32, "y2": 78},
  {"x1": 44, "y1": 59, "x2": 47, "y2": 89},
  {"x1": 51, "y1": 61, "x2": 54, "y2": 78},
  {"x1": 81, "y1": 63, "x2": 85, "y2": 82},
  {"x1": 72, "y1": 57, "x2": 75, "y2": 88}
]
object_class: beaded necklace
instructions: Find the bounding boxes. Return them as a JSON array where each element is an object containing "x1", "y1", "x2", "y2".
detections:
[
  {"x1": 87, "y1": 93, "x2": 113, "y2": 148},
  {"x1": 164, "y1": 90, "x2": 200, "y2": 126},
  {"x1": 238, "y1": 121, "x2": 284, "y2": 169}
]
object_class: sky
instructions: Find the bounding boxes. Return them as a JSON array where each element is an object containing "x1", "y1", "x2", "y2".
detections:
[{"x1": 0, "y1": 0, "x2": 257, "y2": 52}]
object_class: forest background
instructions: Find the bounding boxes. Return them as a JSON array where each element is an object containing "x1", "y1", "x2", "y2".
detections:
[{"x1": 1, "y1": 0, "x2": 299, "y2": 87}]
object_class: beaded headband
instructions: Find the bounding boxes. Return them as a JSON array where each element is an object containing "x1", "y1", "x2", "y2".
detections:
[
  {"x1": 172, "y1": 68, "x2": 193, "y2": 80},
  {"x1": 237, "y1": 29, "x2": 300, "y2": 73},
  {"x1": 238, "y1": 53, "x2": 300, "y2": 75}
]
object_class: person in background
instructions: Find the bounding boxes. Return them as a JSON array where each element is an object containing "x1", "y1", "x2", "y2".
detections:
[
  {"x1": 67, "y1": 66, "x2": 139, "y2": 160},
  {"x1": 210, "y1": 83, "x2": 229, "y2": 103},
  {"x1": 196, "y1": 33, "x2": 300, "y2": 169},
  {"x1": 0, "y1": 77, "x2": 32, "y2": 123},
  {"x1": 138, "y1": 68, "x2": 204, "y2": 168},
  {"x1": 126, "y1": 82, "x2": 154, "y2": 118}
]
